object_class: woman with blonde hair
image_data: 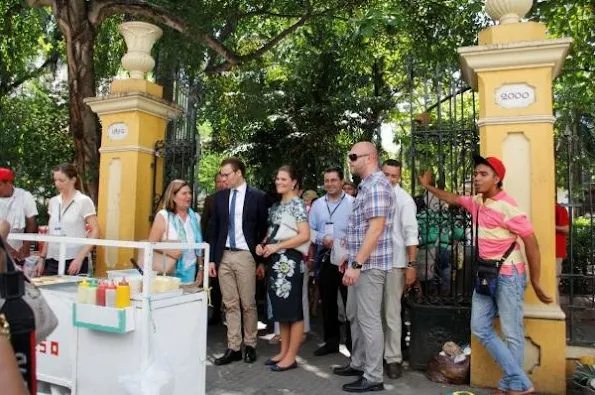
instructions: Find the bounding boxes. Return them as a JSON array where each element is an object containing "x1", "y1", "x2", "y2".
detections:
[
  {"x1": 36, "y1": 163, "x2": 99, "y2": 276},
  {"x1": 148, "y1": 179, "x2": 203, "y2": 284}
]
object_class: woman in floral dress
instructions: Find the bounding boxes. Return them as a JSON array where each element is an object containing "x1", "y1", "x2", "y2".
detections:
[{"x1": 256, "y1": 165, "x2": 310, "y2": 372}]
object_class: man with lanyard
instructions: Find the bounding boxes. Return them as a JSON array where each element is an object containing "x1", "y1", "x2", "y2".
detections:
[
  {"x1": 0, "y1": 168, "x2": 38, "y2": 264},
  {"x1": 381, "y1": 159, "x2": 418, "y2": 379},
  {"x1": 418, "y1": 155, "x2": 551, "y2": 395},
  {"x1": 309, "y1": 167, "x2": 354, "y2": 356}
]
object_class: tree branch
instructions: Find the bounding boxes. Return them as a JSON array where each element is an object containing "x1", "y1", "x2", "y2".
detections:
[
  {"x1": 205, "y1": 11, "x2": 312, "y2": 74},
  {"x1": 90, "y1": 0, "x2": 241, "y2": 66},
  {"x1": 0, "y1": 52, "x2": 60, "y2": 96}
]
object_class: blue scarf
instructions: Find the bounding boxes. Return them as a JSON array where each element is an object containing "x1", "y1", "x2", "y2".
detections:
[{"x1": 170, "y1": 208, "x2": 202, "y2": 283}]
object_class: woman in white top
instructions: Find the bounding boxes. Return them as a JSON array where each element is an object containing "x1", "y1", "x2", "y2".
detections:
[
  {"x1": 148, "y1": 179, "x2": 203, "y2": 284},
  {"x1": 36, "y1": 164, "x2": 99, "y2": 276}
]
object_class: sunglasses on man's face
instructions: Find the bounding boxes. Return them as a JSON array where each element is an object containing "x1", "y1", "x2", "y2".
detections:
[{"x1": 348, "y1": 153, "x2": 370, "y2": 162}]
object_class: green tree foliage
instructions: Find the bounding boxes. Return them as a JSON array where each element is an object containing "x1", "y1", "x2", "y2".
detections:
[
  {"x1": 0, "y1": 0, "x2": 61, "y2": 97},
  {"x1": 0, "y1": 83, "x2": 73, "y2": 211}
]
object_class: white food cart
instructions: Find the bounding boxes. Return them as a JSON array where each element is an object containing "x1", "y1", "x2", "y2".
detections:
[{"x1": 8, "y1": 234, "x2": 209, "y2": 395}]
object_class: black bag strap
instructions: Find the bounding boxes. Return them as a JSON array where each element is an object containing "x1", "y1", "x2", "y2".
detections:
[
  {"x1": 498, "y1": 242, "x2": 517, "y2": 266},
  {"x1": 0, "y1": 236, "x2": 25, "y2": 300},
  {"x1": 474, "y1": 204, "x2": 517, "y2": 267},
  {"x1": 0, "y1": 236, "x2": 16, "y2": 273}
]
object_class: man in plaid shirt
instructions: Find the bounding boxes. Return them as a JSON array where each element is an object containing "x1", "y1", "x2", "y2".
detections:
[{"x1": 333, "y1": 141, "x2": 394, "y2": 393}]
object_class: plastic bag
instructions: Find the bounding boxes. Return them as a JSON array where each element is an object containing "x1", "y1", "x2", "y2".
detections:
[
  {"x1": 330, "y1": 238, "x2": 348, "y2": 266},
  {"x1": 118, "y1": 339, "x2": 175, "y2": 395},
  {"x1": 426, "y1": 353, "x2": 470, "y2": 385}
]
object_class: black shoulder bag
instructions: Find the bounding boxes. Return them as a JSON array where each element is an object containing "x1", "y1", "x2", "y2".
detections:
[{"x1": 474, "y1": 208, "x2": 516, "y2": 297}]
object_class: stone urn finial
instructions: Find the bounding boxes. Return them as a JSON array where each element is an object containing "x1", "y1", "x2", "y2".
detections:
[
  {"x1": 119, "y1": 21, "x2": 163, "y2": 79},
  {"x1": 485, "y1": 0, "x2": 533, "y2": 25}
]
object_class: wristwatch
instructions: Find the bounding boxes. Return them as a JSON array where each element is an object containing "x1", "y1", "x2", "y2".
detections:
[
  {"x1": 350, "y1": 261, "x2": 363, "y2": 270},
  {"x1": 407, "y1": 261, "x2": 416, "y2": 268},
  {"x1": 0, "y1": 314, "x2": 10, "y2": 340}
]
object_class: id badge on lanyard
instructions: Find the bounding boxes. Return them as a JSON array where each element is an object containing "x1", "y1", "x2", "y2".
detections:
[
  {"x1": 55, "y1": 200, "x2": 74, "y2": 236},
  {"x1": 324, "y1": 222, "x2": 334, "y2": 237}
]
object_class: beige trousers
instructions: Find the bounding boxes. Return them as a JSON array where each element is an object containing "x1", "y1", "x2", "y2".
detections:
[
  {"x1": 382, "y1": 268, "x2": 405, "y2": 364},
  {"x1": 218, "y1": 250, "x2": 258, "y2": 350}
]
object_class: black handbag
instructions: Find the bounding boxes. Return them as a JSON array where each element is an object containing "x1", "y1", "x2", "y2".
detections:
[{"x1": 474, "y1": 209, "x2": 516, "y2": 297}]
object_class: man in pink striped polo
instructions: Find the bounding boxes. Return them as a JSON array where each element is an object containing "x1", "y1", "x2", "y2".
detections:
[{"x1": 418, "y1": 155, "x2": 552, "y2": 395}]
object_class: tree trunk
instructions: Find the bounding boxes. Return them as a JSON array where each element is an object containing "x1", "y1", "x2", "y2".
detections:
[{"x1": 54, "y1": 0, "x2": 100, "y2": 203}]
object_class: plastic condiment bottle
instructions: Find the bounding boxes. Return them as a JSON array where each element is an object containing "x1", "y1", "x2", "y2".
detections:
[
  {"x1": 116, "y1": 278, "x2": 131, "y2": 308},
  {"x1": 105, "y1": 281, "x2": 117, "y2": 308},
  {"x1": 76, "y1": 279, "x2": 89, "y2": 304},
  {"x1": 86, "y1": 280, "x2": 97, "y2": 305},
  {"x1": 96, "y1": 280, "x2": 107, "y2": 306}
]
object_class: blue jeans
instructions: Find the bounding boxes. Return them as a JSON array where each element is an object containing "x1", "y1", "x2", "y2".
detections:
[{"x1": 470, "y1": 267, "x2": 532, "y2": 391}]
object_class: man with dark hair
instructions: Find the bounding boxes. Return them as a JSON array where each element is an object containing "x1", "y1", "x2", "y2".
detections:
[
  {"x1": 0, "y1": 168, "x2": 38, "y2": 263},
  {"x1": 208, "y1": 158, "x2": 269, "y2": 365},
  {"x1": 201, "y1": 171, "x2": 227, "y2": 325},
  {"x1": 418, "y1": 155, "x2": 551, "y2": 395},
  {"x1": 201, "y1": 172, "x2": 226, "y2": 236},
  {"x1": 309, "y1": 166, "x2": 354, "y2": 356},
  {"x1": 381, "y1": 159, "x2": 418, "y2": 379}
]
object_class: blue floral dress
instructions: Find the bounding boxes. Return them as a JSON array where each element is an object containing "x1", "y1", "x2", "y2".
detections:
[{"x1": 267, "y1": 197, "x2": 308, "y2": 323}]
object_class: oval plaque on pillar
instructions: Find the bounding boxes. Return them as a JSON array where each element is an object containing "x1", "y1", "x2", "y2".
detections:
[
  {"x1": 495, "y1": 83, "x2": 536, "y2": 109},
  {"x1": 107, "y1": 123, "x2": 129, "y2": 140}
]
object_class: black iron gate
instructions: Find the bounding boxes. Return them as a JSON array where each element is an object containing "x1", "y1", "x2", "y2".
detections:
[
  {"x1": 557, "y1": 114, "x2": 595, "y2": 347},
  {"x1": 151, "y1": 72, "x2": 202, "y2": 216},
  {"x1": 400, "y1": 65, "x2": 479, "y2": 370}
]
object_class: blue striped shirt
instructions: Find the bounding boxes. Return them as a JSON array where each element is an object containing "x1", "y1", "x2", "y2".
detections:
[{"x1": 347, "y1": 170, "x2": 394, "y2": 271}]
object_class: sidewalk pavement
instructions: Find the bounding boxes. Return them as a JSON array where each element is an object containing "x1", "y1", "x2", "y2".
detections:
[{"x1": 206, "y1": 320, "x2": 491, "y2": 395}]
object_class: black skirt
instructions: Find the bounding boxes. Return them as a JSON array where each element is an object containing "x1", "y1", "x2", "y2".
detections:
[{"x1": 268, "y1": 248, "x2": 304, "y2": 323}]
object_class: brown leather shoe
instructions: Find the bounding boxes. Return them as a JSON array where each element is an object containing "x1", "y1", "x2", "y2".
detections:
[{"x1": 385, "y1": 362, "x2": 403, "y2": 379}]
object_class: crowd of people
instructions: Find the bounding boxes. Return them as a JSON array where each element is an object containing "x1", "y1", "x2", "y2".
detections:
[{"x1": 0, "y1": 139, "x2": 559, "y2": 394}]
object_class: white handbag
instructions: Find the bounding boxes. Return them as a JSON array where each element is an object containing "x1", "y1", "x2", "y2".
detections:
[{"x1": 274, "y1": 213, "x2": 312, "y2": 255}]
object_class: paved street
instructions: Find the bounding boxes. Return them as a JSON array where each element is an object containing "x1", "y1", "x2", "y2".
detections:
[{"x1": 205, "y1": 320, "x2": 490, "y2": 395}]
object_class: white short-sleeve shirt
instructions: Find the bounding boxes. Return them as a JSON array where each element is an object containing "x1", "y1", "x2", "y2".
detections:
[
  {"x1": 47, "y1": 191, "x2": 96, "y2": 260},
  {"x1": 0, "y1": 187, "x2": 39, "y2": 250}
]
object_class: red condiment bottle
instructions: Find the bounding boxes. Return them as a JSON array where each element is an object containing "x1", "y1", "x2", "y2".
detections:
[{"x1": 96, "y1": 280, "x2": 107, "y2": 306}]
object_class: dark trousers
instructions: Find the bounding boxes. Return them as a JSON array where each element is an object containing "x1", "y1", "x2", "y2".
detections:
[
  {"x1": 44, "y1": 257, "x2": 89, "y2": 276},
  {"x1": 318, "y1": 254, "x2": 351, "y2": 351}
]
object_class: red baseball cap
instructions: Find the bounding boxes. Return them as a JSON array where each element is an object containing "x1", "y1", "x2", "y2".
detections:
[
  {"x1": 473, "y1": 155, "x2": 506, "y2": 182},
  {"x1": 0, "y1": 167, "x2": 14, "y2": 182}
]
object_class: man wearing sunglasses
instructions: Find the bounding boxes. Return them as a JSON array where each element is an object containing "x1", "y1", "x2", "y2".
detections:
[{"x1": 334, "y1": 142, "x2": 394, "y2": 393}]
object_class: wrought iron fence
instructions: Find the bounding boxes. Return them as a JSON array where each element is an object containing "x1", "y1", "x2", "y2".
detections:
[
  {"x1": 558, "y1": 121, "x2": 595, "y2": 347},
  {"x1": 401, "y1": 65, "x2": 479, "y2": 369},
  {"x1": 152, "y1": 72, "x2": 202, "y2": 216}
]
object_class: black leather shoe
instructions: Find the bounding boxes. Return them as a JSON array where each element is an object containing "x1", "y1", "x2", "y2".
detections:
[
  {"x1": 264, "y1": 358, "x2": 280, "y2": 366},
  {"x1": 244, "y1": 346, "x2": 257, "y2": 363},
  {"x1": 385, "y1": 362, "x2": 402, "y2": 379},
  {"x1": 314, "y1": 343, "x2": 340, "y2": 356},
  {"x1": 214, "y1": 349, "x2": 242, "y2": 366},
  {"x1": 333, "y1": 364, "x2": 364, "y2": 377},
  {"x1": 270, "y1": 361, "x2": 298, "y2": 372},
  {"x1": 342, "y1": 377, "x2": 384, "y2": 393}
]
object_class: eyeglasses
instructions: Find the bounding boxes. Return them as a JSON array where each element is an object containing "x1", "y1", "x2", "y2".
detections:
[
  {"x1": 219, "y1": 170, "x2": 235, "y2": 178},
  {"x1": 348, "y1": 153, "x2": 370, "y2": 162}
]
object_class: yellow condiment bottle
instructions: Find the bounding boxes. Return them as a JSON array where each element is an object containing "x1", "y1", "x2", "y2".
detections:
[
  {"x1": 115, "y1": 278, "x2": 131, "y2": 308},
  {"x1": 76, "y1": 279, "x2": 89, "y2": 304}
]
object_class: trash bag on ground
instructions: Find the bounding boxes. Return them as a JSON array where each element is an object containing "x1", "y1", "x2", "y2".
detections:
[
  {"x1": 426, "y1": 342, "x2": 471, "y2": 385},
  {"x1": 118, "y1": 338, "x2": 175, "y2": 395}
]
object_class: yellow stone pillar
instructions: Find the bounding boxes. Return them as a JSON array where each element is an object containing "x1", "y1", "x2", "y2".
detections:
[
  {"x1": 84, "y1": 22, "x2": 182, "y2": 276},
  {"x1": 458, "y1": 1, "x2": 572, "y2": 393}
]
